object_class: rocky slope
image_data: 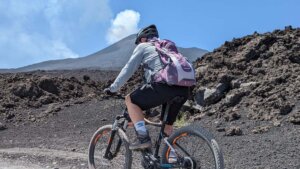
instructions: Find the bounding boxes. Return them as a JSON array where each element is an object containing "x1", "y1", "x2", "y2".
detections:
[
  {"x1": 193, "y1": 26, "x2": 300, "y2": 129},
  {"x1": 0, "y1": 70, "x2": 118, "y2": 126}
]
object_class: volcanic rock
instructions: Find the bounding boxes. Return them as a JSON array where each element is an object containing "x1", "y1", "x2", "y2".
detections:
[
  {"x1": 225, "y1": 126, "x2": 243, "y2": 136},
  {"x1": 38, "y1": 77, "x2": 59, "y2": 95},
  {"x1": 0, "y1": 71, "x2": 113, "y2": 125},
  {"x1": 195, "y1": 83, "x2": 230, "y2": 106},
  {"x1": 0, "y1": 122, "x2": 7, "y2": 130},
  {"x1": 289, "y1": 113, "x2": 300, "y2": 125},
  {"x1": 11, "y1": 82, "x2": 42, "y2": 98},
  {"x1": 193, "y1": 27, "x2": 300, "y2": 124},
  {"x1": 252, "y1": 125, "x2": 271, "y2": 134}
]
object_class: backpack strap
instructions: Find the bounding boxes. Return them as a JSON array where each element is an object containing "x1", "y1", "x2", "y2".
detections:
[{"x1": 152, "y1": 41, "x2": 172, "y2": 65}]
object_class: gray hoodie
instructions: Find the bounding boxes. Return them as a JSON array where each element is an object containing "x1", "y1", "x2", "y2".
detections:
[{"x1": 109, "y1": 42, "x2": 163, "y2": 92}]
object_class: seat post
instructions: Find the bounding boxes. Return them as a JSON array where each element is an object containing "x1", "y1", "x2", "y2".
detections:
[
  {"x1": 156, "y1": 96, "x2": 185, "y2": 157},
  {"x1": 162, "y1": 103, "x2": 170, "y2": 123},
  {"x1": 162, "y1": 96, "x2": 185, "y2": 123},
  {"x1": 154, "y1": 102, "x2": 170, "y2": 158},
  {"x1": 159, "y1": 102, "x2": 170, "y2": 138}
]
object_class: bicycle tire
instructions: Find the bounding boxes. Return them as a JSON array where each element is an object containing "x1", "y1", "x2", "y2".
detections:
[
  {"x1": 161, "y1": 124, "x2": 224, "y2": 169},
  {"x1": 88, "y1": 124, "x2": 132, "y2": 169}
]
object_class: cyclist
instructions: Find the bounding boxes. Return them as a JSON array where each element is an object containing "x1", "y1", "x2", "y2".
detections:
[{"x1": 104, "y1": 24, "x2": 189, "y2": 150}]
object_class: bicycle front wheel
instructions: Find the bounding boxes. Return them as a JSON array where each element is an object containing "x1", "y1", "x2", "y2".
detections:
[
  {"x1": 161, "y1": 124, "x2": 224, "y2": 169},
  {"x1": 88, "y1": 124, "x2": 132, "y2": 169}
]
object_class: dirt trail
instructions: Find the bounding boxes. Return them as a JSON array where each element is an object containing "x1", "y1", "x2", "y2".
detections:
[
  {"x1": 0, "y1": 160, "x2": 42, "y2": 169},
  {"x1": 0, "y1": 98, "x2": 116, "y2": 169},
  {"x1": 0, "y1": 148, "x2": 87, "y2": 161},
  {"x1": 0, "y1": 148, "x2": 87, "y2": 169}
]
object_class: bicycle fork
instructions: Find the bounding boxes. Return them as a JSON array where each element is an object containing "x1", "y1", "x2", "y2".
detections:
[{"x1": 104, "y1": 120, "x2": 123, "y2": 160}]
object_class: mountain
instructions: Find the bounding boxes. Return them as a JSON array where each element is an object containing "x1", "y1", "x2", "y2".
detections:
[{"x1": 5, "y1": 35, "x2": 207, "y2": 72}]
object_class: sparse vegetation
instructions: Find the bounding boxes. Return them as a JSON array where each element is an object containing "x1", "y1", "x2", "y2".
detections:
[{"x1": 174, "y1": 111, "x2": 190, "y2": 128}]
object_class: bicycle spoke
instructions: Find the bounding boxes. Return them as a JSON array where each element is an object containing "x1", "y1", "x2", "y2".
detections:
[
  {"x1": 89, "y1": 125, "x2": 131, "y2": 169},
  {"x1": 170, "y1": 134, "x2": 217, "y2": 169},
  {"x1": 174, "y1": 142, "x2": 191, "y2": 157}
]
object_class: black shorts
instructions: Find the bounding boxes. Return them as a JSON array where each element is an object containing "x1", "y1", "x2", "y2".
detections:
[{"x1": 130, "y1": 83, "x2": 189, "y2": 125}]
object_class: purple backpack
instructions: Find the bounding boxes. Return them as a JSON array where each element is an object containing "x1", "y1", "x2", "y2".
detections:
[{"x1": 151, "y1": 39, "x2": 196, "y2": 87}]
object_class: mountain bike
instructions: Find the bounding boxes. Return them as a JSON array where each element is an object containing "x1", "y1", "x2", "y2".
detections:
[{"x1": 88, "y1": 95, "x2": 224, "y2": 169}]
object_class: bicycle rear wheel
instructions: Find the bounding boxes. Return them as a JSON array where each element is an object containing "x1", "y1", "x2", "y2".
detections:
[
  {"x1": 88, "y1": 125, "x2": 132, "y2": 169},
  {"x1": 161, "y1": 124, "x2": 224, "y2": 169}
]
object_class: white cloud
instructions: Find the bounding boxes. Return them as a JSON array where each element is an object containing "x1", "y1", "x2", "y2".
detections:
[
  {"x1": 0, "y1": 27, "x2": 78, "y2": 68},
  {"x1": 52, "y1": 40, "x2": 79, "y2": 59},
  {"x1": 0, "y1": 0, "x2": 112, "y2": 68},
  {"x1": 44, "y1": 0, "x2": 113, "y2": 42},
  {"x1": 106, "y1": 10, "x2": 140, "y2": 44}
]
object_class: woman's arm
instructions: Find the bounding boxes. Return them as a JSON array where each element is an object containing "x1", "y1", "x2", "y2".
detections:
[{"x1": 109, "y1": 44, "x2": 145, "y2": 92}]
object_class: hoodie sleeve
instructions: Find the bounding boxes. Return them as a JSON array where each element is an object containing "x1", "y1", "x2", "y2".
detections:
[{"x1": 109, "y1": 44, "x2": 145, "y2": 92}]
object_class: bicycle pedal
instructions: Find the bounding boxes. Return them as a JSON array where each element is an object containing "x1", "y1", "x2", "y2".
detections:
[{"x1": 149, "y1": 155, "x2": 159, "y2": 162}]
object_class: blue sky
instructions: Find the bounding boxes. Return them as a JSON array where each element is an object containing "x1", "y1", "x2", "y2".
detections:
[{"x1": 0, "y1": 0, "x2": 299, "y2": 69}]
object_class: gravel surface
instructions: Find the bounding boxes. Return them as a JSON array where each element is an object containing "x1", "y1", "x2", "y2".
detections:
[{"x1": 0, "y1": 99, "x2": 299, "y2": 168}]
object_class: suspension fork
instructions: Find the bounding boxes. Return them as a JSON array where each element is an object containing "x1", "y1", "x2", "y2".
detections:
[
  {"x1": 112, "y1": 135, "x2": 123, "y2": 157},
  {"x1": 113, "y1": 117, "x2": 129, "y2": 156},
  {"x1": 104, "y1": 114, "x2": 129, "y2": 160},
  {"x1": 103, "y1": 120, "x2": 117, "y2": 159}
]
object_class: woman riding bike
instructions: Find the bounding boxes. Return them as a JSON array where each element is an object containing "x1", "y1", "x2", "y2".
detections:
[{"x1": 104, "y1": 24, "x2": 190, "y2": 151}]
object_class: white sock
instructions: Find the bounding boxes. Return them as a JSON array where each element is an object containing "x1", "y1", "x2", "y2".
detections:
[
  {"x1": 169, "y1": 149, "x2": 177, "y2": 157},
  {"x1": 134, "y1": 121, "x2": 147, "y2": 134},
  {"x1": 168, "y1": 149, "x2": 177, "y2": 163}
]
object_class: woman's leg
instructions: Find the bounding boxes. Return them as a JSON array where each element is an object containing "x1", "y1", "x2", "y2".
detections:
[
  {"x1": 125, "y1": 94, "x2": 144, "y2": 123},
  {"x1": 160, "y1": 104, "x2": 174, "y2": 136},
  {"x1": 125, "y1": 94, "x2": 152, "y2": 150},
  {"x1": 164, "y1": 124, "x2": 174, "y2": 136}
]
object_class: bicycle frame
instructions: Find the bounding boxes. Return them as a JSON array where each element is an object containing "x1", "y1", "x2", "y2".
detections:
[
  {"x1": 89, "y1": 93, "x2": 224, "y2": 169},
  {"x1": 140, "y1": 103, "x2": 187, "y2": 169},
  {"x1": 102, "y1": 96, "x2": 192, "y2": 169}
]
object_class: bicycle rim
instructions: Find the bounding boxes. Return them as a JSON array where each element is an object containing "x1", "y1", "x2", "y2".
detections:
[
  {"x1": 88, "y1": 125, "x2": 132, "y2": 169},
  {"x1": 161, "y1": 125, "x2": 224, "y2": 169}
]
